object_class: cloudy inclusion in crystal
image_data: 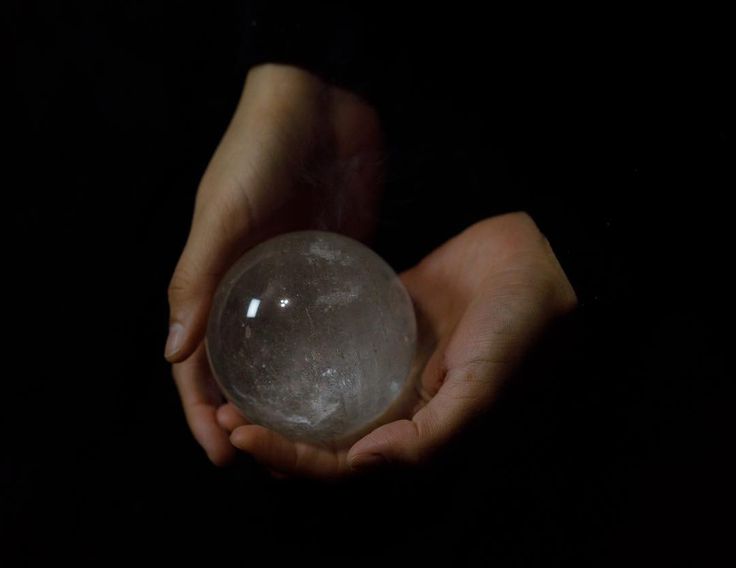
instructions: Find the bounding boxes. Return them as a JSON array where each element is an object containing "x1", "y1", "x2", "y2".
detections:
[{"x1": 206, "y1": 231, "x2": 417, "y2": 446}]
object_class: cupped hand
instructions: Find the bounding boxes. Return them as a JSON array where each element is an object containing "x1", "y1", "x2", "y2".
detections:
[
  {"x1": 165, "y1": 63, "x2": 384, "y2": 465},
  {"x1": 220, "y1": 212, "x2": 577, "y2": 477}
]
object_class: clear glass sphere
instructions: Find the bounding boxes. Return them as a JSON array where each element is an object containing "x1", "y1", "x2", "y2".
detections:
[{"x1": 206, "y1": 231, "x2": 417, "y2": 446}]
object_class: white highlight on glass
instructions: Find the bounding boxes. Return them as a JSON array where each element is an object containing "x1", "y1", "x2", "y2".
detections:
[{"x1": 246, "y1": 298, "x2": 261, "y2": 318}]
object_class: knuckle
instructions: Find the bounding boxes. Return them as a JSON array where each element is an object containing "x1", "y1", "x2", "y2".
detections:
[
  {"x1": 194, "y1": 189, "x2": 258, "y2": 256},
  {"x1": 412, "y1": 413, "x2": 450, "y2": 464},
  {"x1": 542, "y1": 268, "x2": 578, "y2": 315},
  {"x1": 167, "y1": 263, "x2": 199, "y2": 305},
  {"x1": 402, "y1": 419, "x2": 428, "y2": 465},
  {"x1": 444, "y1": 364, "x2": 500, "y2": 405},
  {"x1": 529, "y1": 252, "x2": 578, "y2": 316},
  {"x1": 557, "y1": 282, "x2": 579, "y2": 314}
]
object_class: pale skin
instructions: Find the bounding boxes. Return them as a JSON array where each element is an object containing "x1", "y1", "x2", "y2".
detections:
[{"x1": 166, "y1": 64, "x2": 577, "y2": 478}]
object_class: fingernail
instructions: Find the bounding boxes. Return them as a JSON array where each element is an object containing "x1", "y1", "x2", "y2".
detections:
[
  {"x1": 350, "y1": 453, "x2": 387, "y2": 472},
  {"x1": 164, "y1": 322, "x2": 184, "y2": 360}
]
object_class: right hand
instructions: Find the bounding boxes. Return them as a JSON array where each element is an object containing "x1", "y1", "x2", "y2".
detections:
[
  {"x1": 165, "y1": 63, "x2": 385, "y2": 465},
  {"x1": 220, "y1": 213, "x2": 577, "y2": 478}
]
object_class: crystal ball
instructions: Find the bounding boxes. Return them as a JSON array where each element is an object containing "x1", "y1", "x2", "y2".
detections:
[{"x1": 206, "y1": 231, "x2": 417, "y2": 447}]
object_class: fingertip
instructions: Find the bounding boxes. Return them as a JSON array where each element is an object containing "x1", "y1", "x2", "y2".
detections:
[
  {"x1": 217, "y1": 403, "x2": 248, "y2": 432},
  {"x1": 164, "y1": 321, "x2": 202, "y2": 364},
  {"x1": 349, "y1": 419, "x2": 422, "y2": 466},
  {"x1": 207, "y1": 442, "x2": 236, "y2": 467},
  {"x1": 164, "y1": 321, "x2": 191, "y2": 363},
  {"x1": 166, "y1": 300, "x2": 211, "y2": 363},
  {"x1": 194, "y1": 421, "x2": 235, "y2": 466},
  {"x1": 229, "y1": 425, "x2": 263, "y2": 451},
  {"x1": 349, "y1": 452, "x2": 387, "y2": 472},
  {"x1": 229, "y1": 425, "x2": 296, "y2": 473},
  {"x1": 189, "y1": 407, "x2": 235, "y2": 466}
]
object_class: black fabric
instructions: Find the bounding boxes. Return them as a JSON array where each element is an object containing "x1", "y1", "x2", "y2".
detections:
[
  {"x1": 5, "y1": 2, "x2": 734, "y2": 565},
  {"x1": 235, "y1": 6, "x2": 735, "y2": 308},
  {"x1": 236, "y1": 4, "x2": 390, "y2": 105}
]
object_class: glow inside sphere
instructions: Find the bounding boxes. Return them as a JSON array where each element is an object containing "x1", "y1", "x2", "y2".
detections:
[{"x1": 206, "y1": 230, "x2": 417, "y2": 446}]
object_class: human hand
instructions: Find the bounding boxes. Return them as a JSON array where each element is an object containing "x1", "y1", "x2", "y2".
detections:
[
  {"x1": 165, "y1": 64, "x2": 384, "y2": 465},
  {"x1": 218, "y1": 212, "x2": 577, "y2": 477}
]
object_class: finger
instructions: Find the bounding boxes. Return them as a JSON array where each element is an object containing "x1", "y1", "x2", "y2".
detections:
[
  {"x1": 347, "y1": 382, "x2": 477, "y2": 469},
  {"x1": 165, "y1": 187, "x2": 259, "y2": 363},
  {"x1": 230, "y1": 425, "x2": 350, "y2": 479},
  {"x1": 216, "y1": 402, "x2": 250, "y2": 433},
  {"x1": 172, "y1": 344, "x2": 235, "y2": 466}
]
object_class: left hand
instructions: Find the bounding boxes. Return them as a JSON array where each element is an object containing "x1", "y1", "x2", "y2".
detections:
[
  {"x1": 219, "y1": 212, "x2": 577, "y2": 478},
  {"x1": 165, "y1": 64, "x2": 385, "y2": 466}
]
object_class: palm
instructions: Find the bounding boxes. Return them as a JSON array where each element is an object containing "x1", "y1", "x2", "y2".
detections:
[{"x1": 223, "y1": 213, "x2": 576, "y2": 477}]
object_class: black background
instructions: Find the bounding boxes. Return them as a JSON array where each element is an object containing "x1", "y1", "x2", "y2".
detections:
[{"x1": 6, "y1": 3, "x2": 734, "y2": 564}]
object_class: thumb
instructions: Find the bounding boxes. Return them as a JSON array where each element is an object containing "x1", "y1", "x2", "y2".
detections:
[
  {"x1": 165, "y1": 66, "x2": 316, "y2": 363},
  {"x1": 165, "y1": 191, "x2": 257, "y2": 363},
  {"x1": 347, "y1": 270, "x2": 574, "y2": 469},
  {"x1": 347, "y1": 379, "x2": 484, "y2": 470}
]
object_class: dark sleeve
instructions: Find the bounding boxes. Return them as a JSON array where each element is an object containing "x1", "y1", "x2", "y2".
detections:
[
  {"x1": 233, "y1": 6, "x2": 601, "y2": 301},
  {"x1": 234, "y1": 4, "x2": 398, "y2": 110},
  {"x1": 231, "y1": 7, "x2": 694, "y2": 314}
]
